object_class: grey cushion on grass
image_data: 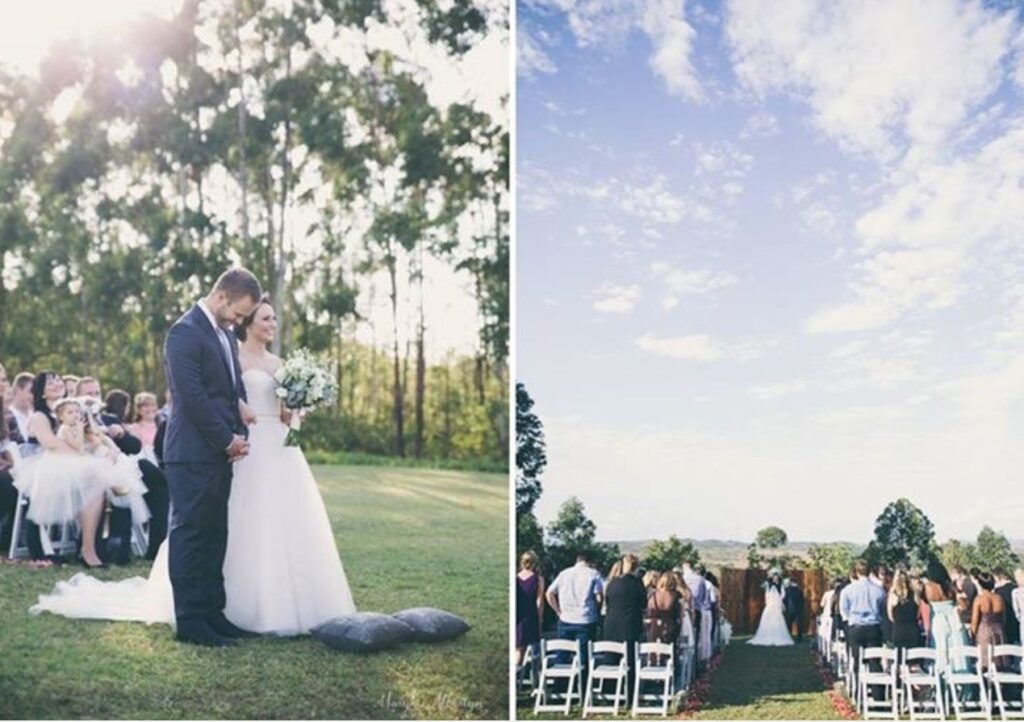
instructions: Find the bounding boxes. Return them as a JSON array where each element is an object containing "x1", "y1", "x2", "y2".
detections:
[
  {"x1": 391, "y1": 607, "x2": 471, "y2": 642},
  {"x1": 312, "y1": 612, "x2": 415, "y2": 652}
]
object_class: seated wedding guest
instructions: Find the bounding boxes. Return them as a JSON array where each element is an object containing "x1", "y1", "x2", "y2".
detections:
[
  {"x1": 972, "y1": 572, "x2": 1006, "y2": 673},
  {"x1": 0, "y1": 394, "x2": 17, "y2": 554},
  {"x1": 840, "y1": 560, "x2": 886, "y2": 686},
  {"x1": 516, "y1": 551, "x2": 545, "y2": 679},
  {"x1": 156, "y1": 388, "x2": 172, "y2": 425},
  {"x1": 546, "y1": 550, "x2": 604, "y2": 677},
  {"x1": 129, "y1": 392, "x2": 159, "y2": 457},
  {"x1": 603, "y1": 554, "x2": 646, "y2": 699},
  {"x1": 79, "y1": 378, "x2": 169, "y2": 561},
  {"x1": 102, "y1": 388, "x2": 131, "y2": 424},
  {"x1": 0, "y1": 363, "x2": 7, "y2": 405},
  {"x1": 8, "y1": 373, "x2": 34, "y2": 444},
  {"x1": 13, "y1": 375, "x2": 110, "y2": 567},
  {"x1": 888, "y1": 570, "x2": 923, "y2": 651},
  {"x1": 62, "y1": 374, "x2": 79, "y2": 398},
  {"x1": 993, "y1": 568, "x2": 1019, "y2": 646},
  {"x1": 924, "y1": 558, "x2": 970, "y2": 673}
]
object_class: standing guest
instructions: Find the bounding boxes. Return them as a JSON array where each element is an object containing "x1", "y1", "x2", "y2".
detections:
[
  {"x1": 831, "y1": 576, "x2": 850, "y2": 642},
  {"x1": 925, "y1": 559, "x2": 970, "y2": 674},
  {"x1": 1014, "y1": 568, "x2": 1024, "y2": 646},
  {"x1": 910, "y1": 572, "x2": 931, "y2": 642},
  {"x1": 682, "y1": 561, "x2": 708, "y2": 664},
  {"x1": 645, "y1": 572, "x2": 682, "y2": 646},
  {"x1": 129, "y1": 392, "x2": 160, "y2": 456},
  {"x1": 546, "y1": 550, "x2": 604, "y2": 676},
  {"x1": 972, "y1": 572, "x2": 1006, "y2": 673},
  {"x1": 674, "y1": 571, "x2": 696, "y2": 644},
  {"x1": 62, "y1": 375, "x2": 79, "y2": 398},
  {"x1": 603, "y1": 554, "x2": 647, "y2": 700},
  {"x1": 643, "y1": 570, "x2": 659, "y2": 595},
  {"x1": 888, "y1": 570, "x2": 924, "y2": 651},
  {"x1": 784, "y1": 579, "x2": 806, "y2": 642},
  {"x1": 516, "y1": 551, "x2": 545, "y2": 678},
  {"x1": 952, "y1": 565, "x2": 978, "y2": 631},
  {"x1": 993, "y1": 568, "x2": 1019, "y2": 646},
  {"x1": 602, "y1": 559, "x2": 623, "y2": 619},
  {"x1": 8, "y1": 373, "x2": 34, "y2": 443},
  {"x1": 840, "y1": 559, "x2": 887, "y2": 691},
  {"x1": 705, "y1": 569, "x2": 722, "y2": 650}
]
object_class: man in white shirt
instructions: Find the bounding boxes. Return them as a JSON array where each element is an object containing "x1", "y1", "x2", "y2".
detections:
[{"x1": 546, "y1": 549, "x2": 604, "y2": 678}]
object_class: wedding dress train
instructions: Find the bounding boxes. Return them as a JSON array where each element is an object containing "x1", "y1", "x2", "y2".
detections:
[
  {"x1": 747, "y1": 585, "x2": 795, "y2": 646},
  {"x1": 30, "y1": 369, "x2": 356, "y2": 635}
]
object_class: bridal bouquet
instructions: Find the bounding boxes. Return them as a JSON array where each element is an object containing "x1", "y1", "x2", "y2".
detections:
[{"x1": 274, "y1": 349, "x2": 338, "y2": 446}]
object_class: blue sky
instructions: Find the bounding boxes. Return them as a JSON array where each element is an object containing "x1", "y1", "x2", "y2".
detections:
[{"x1": 517, "y1": 0, "x2": 1024, "y2": 544}]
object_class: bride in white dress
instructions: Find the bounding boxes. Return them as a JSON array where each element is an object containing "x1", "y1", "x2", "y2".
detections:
[
  {"x1": 748, "y1": 576, "x2": 794, "y2": 646},
  {"x1": 30, "y1": 298, "x2": 356, "y2": 636}
]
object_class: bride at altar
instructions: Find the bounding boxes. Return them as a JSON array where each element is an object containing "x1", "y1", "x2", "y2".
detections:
[{"x1": 748, "y1": 573, "x2": 794, "y2": 646}]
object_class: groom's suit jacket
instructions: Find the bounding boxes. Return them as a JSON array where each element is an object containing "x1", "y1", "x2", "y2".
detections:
[{"x1": 163, "y1": 304, "x2": 247, "y2": 465}]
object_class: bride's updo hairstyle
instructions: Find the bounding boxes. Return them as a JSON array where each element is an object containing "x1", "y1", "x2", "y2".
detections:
[{"x1": 235, "y1": 293, "x2": 273, "y2": 342}]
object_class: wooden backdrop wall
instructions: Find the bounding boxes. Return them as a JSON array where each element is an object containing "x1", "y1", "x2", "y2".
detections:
[{"x1": 718, "y1": 568, "x2": 827, "y2": 635}]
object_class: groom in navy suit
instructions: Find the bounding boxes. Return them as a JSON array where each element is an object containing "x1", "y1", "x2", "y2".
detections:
[{"x1": 163, "y1": 268, "x2": 262, "y2": 647}]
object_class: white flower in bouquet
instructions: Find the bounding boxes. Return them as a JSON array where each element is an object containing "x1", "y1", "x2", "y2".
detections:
[{"x1": 273, "y1": 349, "x2": 337, "y2": 445}]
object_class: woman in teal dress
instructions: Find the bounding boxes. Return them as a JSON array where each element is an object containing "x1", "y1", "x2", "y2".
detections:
[{"x1": 925, "y1": 560, "x2": 970, "y2": 675}]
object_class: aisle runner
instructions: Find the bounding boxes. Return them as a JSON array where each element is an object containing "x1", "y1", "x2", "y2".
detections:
[{"x1": 689, "y1": 637, "x2": 844, "y2": 720}]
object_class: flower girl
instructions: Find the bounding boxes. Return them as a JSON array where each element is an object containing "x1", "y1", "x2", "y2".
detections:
[{"x1": 14, "y1": 394, "x2": 147, "y2": 566}]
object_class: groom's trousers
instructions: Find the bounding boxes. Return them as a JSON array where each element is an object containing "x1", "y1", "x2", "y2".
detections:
[{"x1": 165, "y1": 461, "x2": 232, "y2": 624}]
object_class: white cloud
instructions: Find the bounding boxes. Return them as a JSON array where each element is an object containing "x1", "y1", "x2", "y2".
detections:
[
  {"x1": 693, "y1": 140, "x2": 753, "y2": 177},
  {"x1": 635, "y1": 333, "x2": 723, "y2": 361},
  {"x1": 617, "y1": 174, "x2": 705, "y2": 224},
  {"x1": 518, "y1": 28, "x2": 556, "y2": 76},
  {"x1": 593, "y1": 283, "x2": 642, "y2": 313},
  {"x1": 726, "y1": 0, "x2": 1017, "y2": 159},
  {"x1": 651, "y1": 261, "x2": 736, "y2": 309},
  {"x1": 532, "y1": 0, "x2": 703, "y2": 100},
  {"x1": 641, "y1": 0, "x2": 703, "y2": 101},
  {"x1": 747, "y1": 380, "x2": 806, "y2": 400},
  {"x1": 799, "y1": 201, "x2": 837, "y2": 237},
  {"x1": 806, "y1": 119, "x2": 1024, "y2": 334},
  {"x1": 739, "y1": 110, "x2": 779, "y2": 139}
]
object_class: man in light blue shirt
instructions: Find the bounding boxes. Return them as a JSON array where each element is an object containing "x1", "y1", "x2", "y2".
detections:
[
  {"x1": 547, "y1": 550, "x2": 604, "y2": 676},
  {"x1": 839, "y1": 559, "x2": 886, "y2": 694}
]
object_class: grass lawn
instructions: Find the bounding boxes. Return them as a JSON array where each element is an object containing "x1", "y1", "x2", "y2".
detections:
[
  {"x1": 0, "y1": 464, "x2": 508, "y2": 720},
  {"x1": 694, "y1": 637, "x2": 841, "y2": 720}
]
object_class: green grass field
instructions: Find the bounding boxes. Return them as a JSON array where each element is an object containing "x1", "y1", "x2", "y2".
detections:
[{"x1": 0, "y1": 465, "x2": 509, "y2": 720}]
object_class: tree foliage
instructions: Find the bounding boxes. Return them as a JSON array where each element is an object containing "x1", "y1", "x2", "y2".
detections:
[
  {"x1": 545, "y1": 496, "x2": 620, "y2": 574},
  {"x1": 974, "y1": 526, "x2": 1019, "y2": 570},
  {"x1": 642, "y1": 534, "x2": 700, "y2": 571},
  {"x1": 0, "y1": 0, "x2": 507, "y2": 465},
  {"x1": 747, "y1": 525, "x2": 792, "y2": 570},
  {"x1": 515, "y1": 382, "x2": 546, "y2": 516},
  {"x1": 869, "y1": 499, "x2": 935, "y2": 568},
  {"x1": 807, "y1": 542, "x2": 857, "y2": 581}
]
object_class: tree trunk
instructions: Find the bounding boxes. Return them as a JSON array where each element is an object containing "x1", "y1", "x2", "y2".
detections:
[
  {"x1": 387, "y1": 254, "x2": 405, "y2": 457},
  {"x1": 233, "y1": 0, "x2": 249, "y2": 248},
  {"x1": 413, "y1": 247, "x2": 425, "y2": 458}
]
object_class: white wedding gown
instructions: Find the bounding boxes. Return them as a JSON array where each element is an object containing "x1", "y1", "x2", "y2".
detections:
[
  {"x1": 747, "y1": 586, "x2": 794, "y2": 646},
  {"x1": 30, "y1": 369, "x2": 357, "y2": 635}
]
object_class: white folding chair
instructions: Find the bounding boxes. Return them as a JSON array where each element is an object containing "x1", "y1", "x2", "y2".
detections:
[
  {"x1": 632, "y1": 641, "x2": 674, "y2": 717},
  {"x1": 860, "y1": 646, "x2": 899, "y2": 719},
  {"x1": 517, "y1": 644, "x2": 536, "y2": 694},
  {"x1": 583, "y1": 640, "x2": 628, "y2": 717},
  {"x1": 986, "y1": 644, "x2": 1024, "y2": 720},
  {"x1": 902, "y1": 647, "x2": 946, "y2": 720},
  {"x1": 534, "y1": 639, "x2": 583, "y2": 716},
  {"x1": 944, "y1": 646, "x2": 991, "y2": 720}
]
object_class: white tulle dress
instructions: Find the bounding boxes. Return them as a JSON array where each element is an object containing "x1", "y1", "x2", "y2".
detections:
[
  {"x1": 30, "y1": 368, "x2": 357, "y2": 636},
  {"x1": 12, "y1": 431, "x2": 149, "y2": 526},
  {"x1": 748, "y1": 585, "x2": 795, "y2": 646}
]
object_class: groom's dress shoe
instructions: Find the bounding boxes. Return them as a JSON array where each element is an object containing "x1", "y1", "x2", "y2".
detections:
[
  {"x1": 176, "y1": 621, "x2": 238, "y2": 648},
  {"x1": 208, "y1": 614, "x2": 259, "y2": 639}
]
